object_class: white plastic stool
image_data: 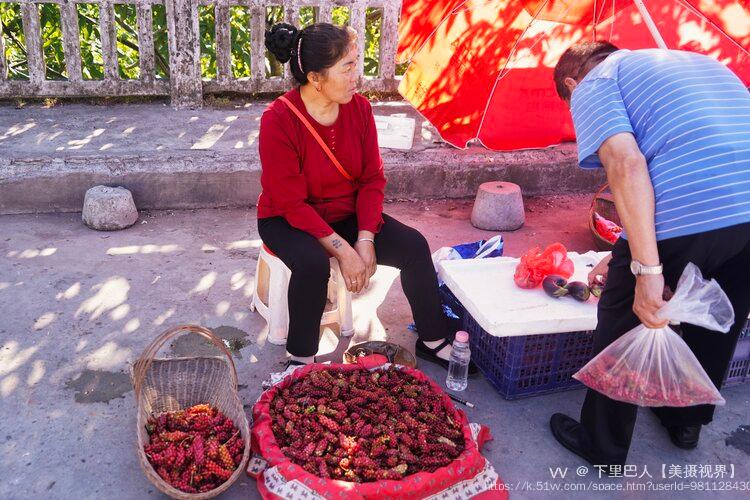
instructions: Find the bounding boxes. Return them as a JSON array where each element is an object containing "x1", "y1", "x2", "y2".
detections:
[{"x1": 250, "y1": 243, "x2": 354, "y2": 346}]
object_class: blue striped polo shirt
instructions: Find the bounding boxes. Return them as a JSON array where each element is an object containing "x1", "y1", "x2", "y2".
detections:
[{"x1": 570, "y1": 49, "x2": 750, "y2": 240}]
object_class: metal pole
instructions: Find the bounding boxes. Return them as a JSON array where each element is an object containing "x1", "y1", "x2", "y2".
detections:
[{"x1": 632, "y1": 0, "x2": 668, "y2": 49}]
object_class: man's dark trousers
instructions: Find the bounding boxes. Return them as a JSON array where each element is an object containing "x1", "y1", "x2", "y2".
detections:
[{"x1": 580, "y1": 222, "x2": 750, "y2": 464}]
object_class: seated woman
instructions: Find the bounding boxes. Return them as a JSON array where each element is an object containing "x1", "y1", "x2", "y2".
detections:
[{"x1": 259, "y1": 22, "x2": 476, "y2": 373}]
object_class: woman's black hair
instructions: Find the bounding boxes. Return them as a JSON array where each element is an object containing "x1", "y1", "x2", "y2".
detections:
[{"x1": 265, "y1": 22, "x2": 355, "y2": 85}]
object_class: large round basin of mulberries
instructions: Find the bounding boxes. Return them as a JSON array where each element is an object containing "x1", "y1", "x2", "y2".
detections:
[{"x1": 269, "y1": 366, "x2": 465, "y2": 482}]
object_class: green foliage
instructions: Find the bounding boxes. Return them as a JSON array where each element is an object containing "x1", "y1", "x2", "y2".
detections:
[
  {"x1": 152, "y1": 5, "x2": 169, "y2": 79},
  {"x1": 299, "y1": 6, "x2": 315, "y2": 28},
  {"x1": 0, "y1": 3, "x2": 391, "y2": 82},
  {"x1": 332, "y1": 7, "x2": 350, "y2": 26},
  {"x1": 198, "y1": 5, "x2": 216, "y2": 79},
  {"x1": 230, "y1": 7, "x2": 251, "y2": 78},
  {"x1": 114, "y1": 4, "x2": 139, "y2": 79},
  {"x1": 39, "y1": 4, "x2": 66, "y2": 79},
  {"x1": 364, "y1": 8, "x2": 381, "y2": 76},
  {"x1": 1, "y1": 3, "x2": 28, "y2": 79},
  {"x1": 77, "y1": 4, "x2": 104, "y2": 80}
]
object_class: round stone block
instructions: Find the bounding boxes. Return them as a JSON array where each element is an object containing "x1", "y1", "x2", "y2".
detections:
[
  {"x1": 470, "y1": 181, "x2": 525, "y2": 231},
  {"x1": 82, "y1": 185, "x2": 138, "y2": 231}
]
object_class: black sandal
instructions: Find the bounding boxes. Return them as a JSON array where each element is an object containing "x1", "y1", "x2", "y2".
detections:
[
  {"x1": 283, "y1": 359, "x2": 312, "y2": 371},
  {"x1": 415, "y1": 339, "x2": 479, "y2": 376}
]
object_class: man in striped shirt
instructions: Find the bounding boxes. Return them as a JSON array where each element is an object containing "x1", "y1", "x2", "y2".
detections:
[{"x1": 548, "y1": 42, "x2": 750, "y2": 469}]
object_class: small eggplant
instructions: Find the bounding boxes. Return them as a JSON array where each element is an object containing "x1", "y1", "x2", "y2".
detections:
[
  {"x1": 565, "y1": 281, "x2": 591, "y2": 302},
  {"x1": 590, "y1": 276, "x2": 606, "y2": 298},
  {"x1": 543, "y1": 275, "x2": 569, "y2": 298}
]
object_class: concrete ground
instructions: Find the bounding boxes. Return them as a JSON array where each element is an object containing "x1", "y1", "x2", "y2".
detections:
[{"x1": 0, "y1": 197, "x2": 747, "y2": 500}]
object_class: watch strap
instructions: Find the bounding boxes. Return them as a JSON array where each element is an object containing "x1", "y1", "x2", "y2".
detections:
[{"x1": 632, "y1": 260, "x2": 663, "y2": 276}]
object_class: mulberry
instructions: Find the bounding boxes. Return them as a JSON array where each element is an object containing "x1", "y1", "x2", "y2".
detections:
[
  {"x1": 301, "y1": 442, "x2": 316, "y2": 460},
  {"x1": 314, "y1": 439, "x2": 328, "y2": 456},
  {"x1": 204, "y1": 460, "x2": 232, "y2": 481},
  {"x1": 317, "y1": 458, "x2": 330, "y2": 478},
  {"x1": 353, "y1": 455, "x2": 377, "y2": 469},
  {"x1": 218, "y1": 444, "x2": 235, "y2": 470},
  {"x1": 160, "y1": 431, "x2": 190, "y2": 442},
  {"x1": 338, "y1": 434, "x2": 358, "y2": 453},
  {"x1": 283, "y1": 407, "x2": 299, "y2": 422},
  {"x1": 318, "y1": 415, "x2": 340, "y2": 432}
]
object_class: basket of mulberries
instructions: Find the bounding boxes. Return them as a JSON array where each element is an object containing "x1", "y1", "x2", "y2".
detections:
[
  {"x1": 132, "y1": 325, "x2": 251, "y2": 498},
  {"x1": 248, "y1": 355, "x2": 507, "y2": 499}
]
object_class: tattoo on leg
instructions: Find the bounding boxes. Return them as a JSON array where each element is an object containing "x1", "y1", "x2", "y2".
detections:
[{"x1": 332, "y1": 238, "x2": 342, "y2": 249}]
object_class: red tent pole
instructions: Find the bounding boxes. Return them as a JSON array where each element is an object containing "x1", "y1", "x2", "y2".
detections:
[{"x1": 632, "y1": 0, "x2": 669, "y2": 49}]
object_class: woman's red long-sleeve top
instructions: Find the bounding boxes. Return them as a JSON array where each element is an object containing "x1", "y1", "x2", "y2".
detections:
[{"x1": 257, "y1": 88, "x2": 386, "y2": 238}]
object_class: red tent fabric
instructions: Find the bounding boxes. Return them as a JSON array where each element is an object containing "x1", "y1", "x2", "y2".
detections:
[{"x1": 397, "y1": 0, "x2": 750, "y2": 150}]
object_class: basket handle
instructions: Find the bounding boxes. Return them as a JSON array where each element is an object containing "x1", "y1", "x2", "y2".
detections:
[
  {"x1": 132, "y1": 324, "x2": 239, "y2": 403},
  {"x1": 590, "y1": 183, "x2": 610, "y2": 211}
]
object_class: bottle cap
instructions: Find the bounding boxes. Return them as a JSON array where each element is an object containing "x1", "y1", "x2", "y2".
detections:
[{"x1": 455, "y1": 331, "x2": 469, "y2": 342}]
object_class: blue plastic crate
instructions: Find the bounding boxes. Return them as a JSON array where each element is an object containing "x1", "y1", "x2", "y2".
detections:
[
  {"x1": 440, "y1": 289, "x2": 750, "y2": 397},
  {"x1": 440, "y1": 286, "x2": 595, "y2": 399},
  {"x1": 724, "y1": 319, "x2": 750, "y2": 387}
]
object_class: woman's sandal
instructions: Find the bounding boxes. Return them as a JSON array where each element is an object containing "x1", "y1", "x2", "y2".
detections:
[
  {"x1": 283, "y1": 359, "x2": 313, "y2": 371},
  {"x1": 414, "y1": 339, "x2": 479, "y2": 376}
]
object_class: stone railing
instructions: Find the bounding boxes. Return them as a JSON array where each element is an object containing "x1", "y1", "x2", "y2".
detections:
[{"x1": 0, "y1": 0, "x2": 401, "y2": 107}]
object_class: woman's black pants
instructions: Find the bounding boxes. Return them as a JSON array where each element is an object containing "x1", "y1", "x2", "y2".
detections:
[{"x1": 257, "y1": 213, "x2": 449, "y2": 357}]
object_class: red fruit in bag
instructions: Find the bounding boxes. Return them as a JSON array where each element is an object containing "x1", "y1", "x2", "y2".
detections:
[
  {"x1": 514, "y1": 243, "x2": 575, "y2": 289},
  {"x1": 573, "y1": 261, "x2": 731, "y2": 408}
]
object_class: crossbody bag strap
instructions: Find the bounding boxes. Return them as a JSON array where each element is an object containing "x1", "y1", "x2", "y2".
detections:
[{"x1": 278, "y1": 96, "x2": 355, "y2": 182}]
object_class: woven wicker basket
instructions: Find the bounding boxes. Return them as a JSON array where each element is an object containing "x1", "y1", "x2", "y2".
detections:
[
  {"x1": 589, "y1": 184, "x2": 621, "y2": 251},
  {"x1": 132, "y1": 325, "x2": 251, "y2": 499}
]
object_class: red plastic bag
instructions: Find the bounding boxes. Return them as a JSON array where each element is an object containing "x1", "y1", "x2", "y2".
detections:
[
  {"x1": 248, "y1": 356, "x2": 507, "y2": 499},
  {"x1": 513, "y1": 243, "x2": 575, "y2": 289},
  {"x1": 574, "y1": 264, "x2": 735, "y2": 407}
]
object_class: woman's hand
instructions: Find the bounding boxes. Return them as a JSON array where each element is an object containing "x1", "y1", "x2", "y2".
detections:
[
  {"x1": 588, "y1": 253, "x2": 613, "y2": 287},
  {"x1": 318, "y1": 232, "x2": 367, "y2": 293},
  {"x1": 354, "y1": 230, "x2": 377, "y2": 289},
  {"x1": 338, "y1": 247, "x2": 368, "y2": 293},
  {"x1": 354, "y1": 240, "x2": 376, "y2": 288}
]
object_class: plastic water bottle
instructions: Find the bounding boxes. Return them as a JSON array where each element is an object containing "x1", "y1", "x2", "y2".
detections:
[{"x1": 446, "y1": 331, "x2": 471, "y2": 391}]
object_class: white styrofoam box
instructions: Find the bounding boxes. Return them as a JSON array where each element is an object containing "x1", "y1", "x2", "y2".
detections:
[
  {"x1": 374, "y1": 115, "x2": 416, "y2": 150},
  {"x1": 438, "y1": 251, "x2": 611, "y2": 338}
]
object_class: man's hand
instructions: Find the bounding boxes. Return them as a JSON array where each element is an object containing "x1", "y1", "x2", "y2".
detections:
[
  {"x1": 633, "y1": 274, "x2": 668, "y2": 328},
  {"x1": 588, "y1": 254, "x2": 613, "y2": 287}
]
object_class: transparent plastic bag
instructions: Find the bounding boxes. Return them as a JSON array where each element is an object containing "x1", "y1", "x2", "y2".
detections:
[{"x1": 573, "y1": 263, "x2": 735, "y2": 407}]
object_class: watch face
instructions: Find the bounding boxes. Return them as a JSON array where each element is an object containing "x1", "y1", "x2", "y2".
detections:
[{"x1": 630, "y1": 261, "x2": 640, "y2": 275}]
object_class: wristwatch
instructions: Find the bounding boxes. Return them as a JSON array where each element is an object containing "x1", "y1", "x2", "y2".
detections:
[{"x1": 630, "y1": 260, "x2": 663, "y2": 276}]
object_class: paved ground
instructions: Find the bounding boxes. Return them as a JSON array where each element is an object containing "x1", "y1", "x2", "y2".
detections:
[{"x1": 1, "y1": 197, "x2": 747, "y2": 499}]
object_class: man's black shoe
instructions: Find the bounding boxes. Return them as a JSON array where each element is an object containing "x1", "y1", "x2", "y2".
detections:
[
  {"x1": 550, "y1": 413, "x2": 624, "y2": 476},
  {"x1": 667, "y1": 425, "x2": 701, "y2": 450},
  {"x1": 550, "y1": 413, "x2": 598, "y2": 464}
]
